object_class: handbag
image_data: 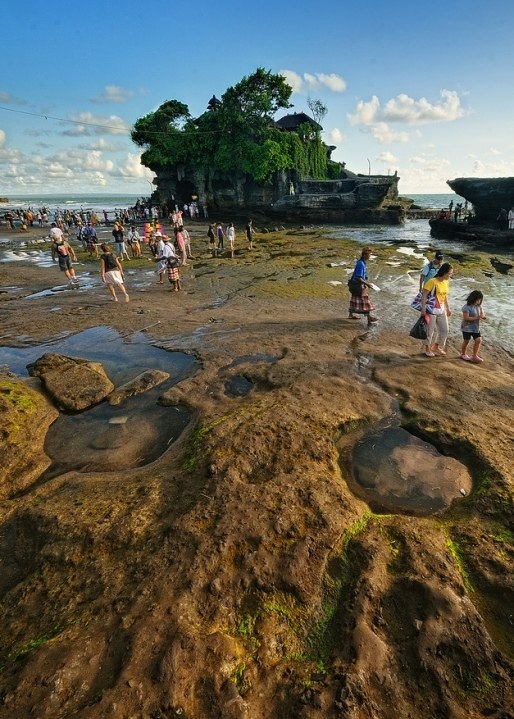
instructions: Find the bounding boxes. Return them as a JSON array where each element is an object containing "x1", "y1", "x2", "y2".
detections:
[
  {"x1": 348, "y1": 278, "x2": 363, "y2": 296},
  {"x1": 409, "y1": 315, "x2": 428, "y2": 340},
  {"x1": 411, "y1": 287, "x2": 443, "y2": 315}
]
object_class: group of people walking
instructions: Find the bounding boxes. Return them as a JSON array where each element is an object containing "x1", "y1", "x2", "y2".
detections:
[
  {"x1": 207, "y1": 220, "x2": 255, "y2": 257},
  {"x1": 347, "y1": 246, "x2": 487, "y2": 363}
]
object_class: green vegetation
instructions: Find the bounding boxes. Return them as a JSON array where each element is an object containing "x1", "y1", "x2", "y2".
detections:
[
  {"x1": 132, "y1": 68, "x2": 340, "y2": 185},
  {"x1": 444, "y1": 534, "x2": 474, "y2": 593},
  {"x1": 2, "y1": 625, "x2": 63, "y2": 667}
]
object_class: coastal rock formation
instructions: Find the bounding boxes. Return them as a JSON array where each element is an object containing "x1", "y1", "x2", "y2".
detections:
[
  {"x1": 448, "y1": 176, "x2": 514, "y2": 222},
  {"x1": 27, "y1": 353, "x2": 115, "y2": 411},
  {"x1": 0, "y1": 373, "x2": 58, "y2": 498},
  {"x1": 0, "y1": 228, "x2": 513, "y2": 719},
  {"x1": 155, "y1": 167, "x2": 401, "y2": 223},
  {"x1": 108, "y1": 368, "x2": 170, "y2": 406}
]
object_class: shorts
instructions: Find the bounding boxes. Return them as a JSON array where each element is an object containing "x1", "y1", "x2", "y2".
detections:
[
  {"x1": 462, "y1": 331, "x2": 481, "y2": 340},
  {"x1": 58, "y1": 256, "x2": 72, "y2": 272}
]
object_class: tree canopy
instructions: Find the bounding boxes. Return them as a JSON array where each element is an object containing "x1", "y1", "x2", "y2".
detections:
[{"x1": 132, "y1": 68, "x2": 337, "y2": 183}]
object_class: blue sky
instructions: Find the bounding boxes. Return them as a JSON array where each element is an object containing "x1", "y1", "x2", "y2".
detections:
[{"x1": 1, "y1": 0, "x2": 513, "y2": 197}]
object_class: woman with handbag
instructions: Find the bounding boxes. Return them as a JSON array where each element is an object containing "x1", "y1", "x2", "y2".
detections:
[
  {"x1": 420, "y1": 262, "x2": 453, "y2": 357},
  {"x1": 348, "y1": 246, "x2": 378, "y2": 325}
]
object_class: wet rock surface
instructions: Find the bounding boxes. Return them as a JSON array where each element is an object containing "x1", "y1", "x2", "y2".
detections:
[
  {"x1": 108, "y1": 368, "x2": 170, "y2": 405},
  {"x1": 347, "y1": 425, "x2": 472, "y2": 514},
  {"x1": 0, "y1": 226, "x2": 513, "y2": 719},
  {"x1": 27, "y1": 352, "x2": 114, "y2": 411}
]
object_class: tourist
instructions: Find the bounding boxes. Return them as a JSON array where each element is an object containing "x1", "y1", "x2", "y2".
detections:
[
  {"x1": 112, "y1": 221, "x2": 130, "y2": 261},
  {"x1": 82, "y1": 220, "x2": 99, "y2": 258},
  {"x1": 175, "y1": 226, "x2": 188, "y2": 265},
  {"x1": 99, "y1": 243, "x2": 129, "y2": 302},
  {"x1": 497, "y1": 208, "x2": 508, "y2": 231},
  {"x1": 127, "y1": 225, "x2": 142, "y2": 258},
  {"x1": 460, "y1": 290, "x2": 487, "y2": 363},
  {"x1": 348, "y1": 246, "x2": 378, "y2": 325},
  {"x1": 207, "y1": 223, "x2": 216, "y2": 256},
  {"x1": 419, "y1": 251, "x2": 444, "y2": 291},
  {"x1": 51, "y1": 233, "x2": 78, "y2": 286},
  {"x1": 216, "y1": 222, "x2": 224, "y2": 252},
  {"x1": 420, "y1": 262, "x2": 453, "y2": 357},
  {"x1": 182, "y1": 225, "x2": 193, "y2": 259},
  {"x1": 227, "y1": 222, "x2": 236, "y2": 257},
  {"x1": 155, "y1": 235, "x2": 176, "y2": 284},
  {"x1": 166, "y1": 253, "x2": 181, "y2": 292},
  {"x1": 508, "y1": 206, "x2": 514, "y2": 230},
  {"x1": 246, "y1": 219, "x2": 255, "y2": 250}
]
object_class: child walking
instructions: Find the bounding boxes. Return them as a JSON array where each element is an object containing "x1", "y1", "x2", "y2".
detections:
[{"x1": 460, "y1": 290, "x2": 486, "y2": 363}]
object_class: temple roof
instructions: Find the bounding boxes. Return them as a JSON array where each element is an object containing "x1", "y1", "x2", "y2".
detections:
[{"x1": 274, "y1": 112, "x2": 322, "y2": 131}]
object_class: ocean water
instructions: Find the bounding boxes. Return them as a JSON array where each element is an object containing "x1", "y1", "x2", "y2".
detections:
[
  {"x1": 0, "y1": 194, "x2": 148, "y2": 215},
  {"x1": 0, "y1": 193, "x2": 465, "y2": 215}
]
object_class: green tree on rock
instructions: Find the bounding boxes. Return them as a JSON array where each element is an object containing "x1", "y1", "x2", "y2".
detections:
[{"x1": 132, "y1": 68, "x2": 336, "y2": 184}]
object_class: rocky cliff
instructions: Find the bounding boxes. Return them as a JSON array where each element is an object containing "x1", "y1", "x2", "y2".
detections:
[
  {"x1": 448, "y1": 177, "x2": 514, "y2": 222},
  {"x1": 154, "y1": 167, "x2": 401, "y2": 222}
]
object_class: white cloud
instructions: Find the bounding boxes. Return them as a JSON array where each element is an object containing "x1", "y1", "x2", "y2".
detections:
[
  {"x1": 116, "y1": 153, "x2": 156, "y2": 180},
  {"x1": 348, "y1": 90, "x2": 466, "y2": 143},
  {"x1": 62, "y1": 112, "x2": 130, "y2": 137},
  {"x1": 91, "y1": 85, "x2": 134, "y2": 104},
  {"x1": 79, "y1": 137, "x2": 127, "y2": 152},
  {"x1": 329, "y1": 127, "x2": 344, "y2": 144},
  {"x1": 0, "y1": 129, "x2": 5, "y2": 146},
  {"x1": 369, "y1": 122, "x2": 409, "y2": 144},
  {"x1": 382, "y1": 90, "x2": 465, "y2": 124},
  {"x1": 280, "y1": 69, "x2": 347, "y2": 94},
  {"x1": 376, "y1": 151, "x2": 398, "y2": 164},
  {"x1": 347, "y1": 96, "x2": 380, "y2": 126}
]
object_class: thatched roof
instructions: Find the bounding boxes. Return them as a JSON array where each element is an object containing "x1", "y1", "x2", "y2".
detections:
[{"x1": 274, "y1": 112, "x2": 322, "y2": 131}]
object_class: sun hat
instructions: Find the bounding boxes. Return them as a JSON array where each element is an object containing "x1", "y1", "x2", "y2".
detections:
[{"x1": 154, "y1": 231, "x2": 163, "y2": 237}]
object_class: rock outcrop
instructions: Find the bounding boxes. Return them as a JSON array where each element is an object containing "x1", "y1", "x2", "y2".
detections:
[
  {"x1": 448, "y1": 176, "x2": 514, "y2": 222},
  {"x1": 27, "y1": 353, "x2": 115, "y2": 411}
]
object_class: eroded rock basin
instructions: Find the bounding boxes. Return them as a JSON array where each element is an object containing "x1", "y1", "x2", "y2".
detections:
[
  {"x1": 1, "y1": 326, "x2": 200, "y2": 479},
  {"x1": 340, "y1": 420, "x2": 473, "y2": 515}
]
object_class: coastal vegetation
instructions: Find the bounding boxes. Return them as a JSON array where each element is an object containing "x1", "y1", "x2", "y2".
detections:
[{"x1": 131, "y1": 68, "x2": 339, "y2": 185}]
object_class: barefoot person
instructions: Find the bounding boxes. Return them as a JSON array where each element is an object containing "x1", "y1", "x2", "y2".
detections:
[
  {"x1": 51, "y1": 230, "x2": 78, "y2": 286},
  {"x1": 99, "y1": 243, "x2": 129, "y2": 302},
  {"x1": 348, "y1": 246, "x2": 378, "y2": 325}
]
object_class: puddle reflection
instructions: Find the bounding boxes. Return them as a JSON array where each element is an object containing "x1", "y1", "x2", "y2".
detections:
[{"x1": 1, "y1": 326, "x2": 200, "y2": 479}]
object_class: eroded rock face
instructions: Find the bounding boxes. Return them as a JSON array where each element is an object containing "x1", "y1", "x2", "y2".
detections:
[
  {"x1": 27, "y1": 353, "x2": 115, "y2": 411},
  {"x1": 349, "y1": 426, "x2": 472, "y2": 514},
  {"x1": 448, "y1": 176, "x2": 514, "y2": 222},
  {"x1": 108, "y1": 369, "x2": 170, "y2": 406},
  {"x1": 0, "y1": 375, "x2": 58, "y2": 498}
]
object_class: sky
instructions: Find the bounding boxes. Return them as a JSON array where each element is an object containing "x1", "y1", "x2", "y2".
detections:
[{"x1": 1, "y1": 0, "x2": 513, "y2": 198}]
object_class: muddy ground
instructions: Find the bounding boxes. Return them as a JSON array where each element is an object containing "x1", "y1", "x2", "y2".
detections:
[{"x1": 0, "y1": 223, "x2": 513, "y2": 718}]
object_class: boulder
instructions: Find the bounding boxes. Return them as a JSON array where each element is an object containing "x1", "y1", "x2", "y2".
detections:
[
  {"x1": 108, "y1": 369, "x2": 170, "y2": 406},
  {"x1": 27, "y1": 353, "x2": 114, "y2": 412}
]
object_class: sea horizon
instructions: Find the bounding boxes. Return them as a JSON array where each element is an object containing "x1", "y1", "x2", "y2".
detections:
[{"x1": 0, "y1": 191, "x2": 465, "y2": 215}]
